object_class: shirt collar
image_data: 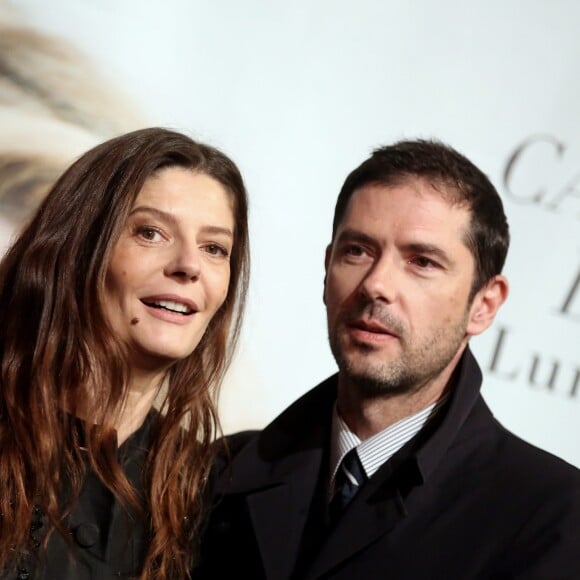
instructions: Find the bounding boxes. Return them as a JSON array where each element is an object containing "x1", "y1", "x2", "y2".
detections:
[{"x1": 329, "y1": 394, "x2": 448, "y2": 490}]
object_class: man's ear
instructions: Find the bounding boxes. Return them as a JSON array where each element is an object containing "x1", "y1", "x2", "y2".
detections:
[
  {"x1": 323, "y1": 244, "x2": 332, "y2": 305},
  {"x1": 467, "y1": 275, "x2": 509, "y2": 337}
]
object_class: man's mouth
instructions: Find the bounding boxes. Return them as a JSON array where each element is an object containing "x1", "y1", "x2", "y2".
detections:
[
  {"x1": 348, "y1": 318, "x2": 399, "y2": 338},
  {"x1": 141, "y1": 299, "x2": 195, "y2": 315}
]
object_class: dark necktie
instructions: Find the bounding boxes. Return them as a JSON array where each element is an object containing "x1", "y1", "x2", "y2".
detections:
[{"x1": 328, "y1": 448, "x2": 367, "y2": 523}]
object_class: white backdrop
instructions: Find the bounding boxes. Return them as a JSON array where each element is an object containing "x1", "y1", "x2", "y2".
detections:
[{"x1": 3, "y1": 0, "x2": 580, "y2": 466}]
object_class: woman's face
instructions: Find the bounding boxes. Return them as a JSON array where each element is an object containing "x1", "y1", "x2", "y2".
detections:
[{"x1": 105, "y1": 166, "x2": 235, "y2": 374}]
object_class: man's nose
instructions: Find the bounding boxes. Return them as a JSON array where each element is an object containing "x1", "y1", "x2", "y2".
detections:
[{"x1": 358, "y1": 256, "x2": 398, "y2": 303}]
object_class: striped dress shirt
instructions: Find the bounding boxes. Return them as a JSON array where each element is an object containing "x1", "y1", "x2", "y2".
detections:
[{"x1": 329, "y1": 395, "x2": 448, "y2": 495}]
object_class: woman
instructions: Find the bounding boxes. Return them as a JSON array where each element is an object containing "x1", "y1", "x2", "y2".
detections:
[{"x1": 0, "y1": 127, "x2": 249, "y2": 579}]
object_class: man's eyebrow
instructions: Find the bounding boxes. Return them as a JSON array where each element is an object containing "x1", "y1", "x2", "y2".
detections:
[
  {"x1": 129, "y1": 206, "x2": 233, "y2": 238},
  {"x1": 403, "y1": 242, "x2": 453, "y2": 265},
  {"x1": 336, "y1": 229, "x2": 454, "y2": 264},
  {"x1": 335, "y1": 228, "x2": 377, "y2": 246}
]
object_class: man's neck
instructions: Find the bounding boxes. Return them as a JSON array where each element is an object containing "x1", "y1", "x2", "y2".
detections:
[{"x1": 336, "y1": 350, "x2": 463, "y2": 441}]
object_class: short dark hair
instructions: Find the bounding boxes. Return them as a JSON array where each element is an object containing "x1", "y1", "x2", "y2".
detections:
[{"x1": 332, "y1": 139, "x2": 510, "y2": 295}]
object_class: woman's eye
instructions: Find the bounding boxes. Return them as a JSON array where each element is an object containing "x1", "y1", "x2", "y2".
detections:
[
  {"x1": 204, "y1": 243, "x2": 229, "y2": 258},
  {"x1": 136, "y1": 226, "x2": 163, "y2": 242}
]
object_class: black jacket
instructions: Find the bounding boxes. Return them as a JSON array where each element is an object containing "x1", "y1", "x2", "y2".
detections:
[
  {"x1": 197, "y1": 348, "x2": 580, "y2": 579},
  {"x1": 2, "y1": 414, "x2": 154, "y2": 580}
]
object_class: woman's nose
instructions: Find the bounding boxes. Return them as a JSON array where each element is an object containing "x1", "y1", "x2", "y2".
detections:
[{"x1": 165, "y1": 244, "x2": 201, "y2": 281}]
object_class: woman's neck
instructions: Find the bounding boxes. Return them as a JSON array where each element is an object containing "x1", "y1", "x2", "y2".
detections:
[
  {"x1": 115, "y1": 369, "x2": 165, "y2": 445},
  {"x1": 69, "y1": 367, "x2": 166, "y2": 445}
]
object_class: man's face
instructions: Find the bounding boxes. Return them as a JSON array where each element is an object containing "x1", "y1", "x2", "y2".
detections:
[{"x1": 324, "y1": 178, "x2": 479, "y2": 396}]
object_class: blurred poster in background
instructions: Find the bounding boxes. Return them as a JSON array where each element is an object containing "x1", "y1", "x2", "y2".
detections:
[
  {"x1": 1, "y1": 0, "x2": 578, "y2": 465},
  {"x1": 0, "y1": 2, "x2": 142, "y2": 251}
]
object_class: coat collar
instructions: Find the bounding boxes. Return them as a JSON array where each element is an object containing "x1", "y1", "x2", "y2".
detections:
[
  {"x1": 220, "y1": 374, "x2": 336, "y2": 494},
  {"x1": 413, "y1": 345, "x2": 484, "y2": 481}
]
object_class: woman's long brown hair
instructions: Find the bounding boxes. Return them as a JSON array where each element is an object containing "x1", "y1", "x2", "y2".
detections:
[{"x1": 0, "y1": 127, "x2": 249, "y2": 578}]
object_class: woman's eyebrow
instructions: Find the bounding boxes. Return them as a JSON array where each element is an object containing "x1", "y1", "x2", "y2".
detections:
[
  {"x1": 129, "y1": 206, "x2": 233, "y2": 238},
  {"x1": 129, "y1": 205, "x2": 177, "y2": 226}
]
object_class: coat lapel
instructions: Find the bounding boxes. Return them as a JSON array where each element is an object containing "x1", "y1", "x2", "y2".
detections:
[
  {"x1": 304, "y1": 460, "x2": 411, "y2": 579},
  {"x1": 246, "y1": 446, "x2": 324, "y2": 580},
  {"x1": 223, "y1": 375, "x2": 338, "y2": 580}
]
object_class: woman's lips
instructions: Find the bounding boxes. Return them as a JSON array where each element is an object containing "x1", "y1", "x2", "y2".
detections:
[
  {"x1": 141, "y1": 294, "x2": 199, "y2": 315},
  {"x1": 140, "y1": 294, "x2": 199, "y2": 324}
]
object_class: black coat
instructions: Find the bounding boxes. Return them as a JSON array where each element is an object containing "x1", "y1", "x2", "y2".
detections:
[{"x1": 197, "y1": 349, "x2": 580, "y2": 579}]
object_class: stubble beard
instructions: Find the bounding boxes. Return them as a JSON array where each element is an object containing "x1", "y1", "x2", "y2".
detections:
[{"x1": 328, "y1": 303, "x2": 469, "y2": 398}]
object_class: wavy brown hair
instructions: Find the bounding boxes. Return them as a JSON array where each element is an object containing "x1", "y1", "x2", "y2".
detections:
[{"x1": 0, "y1": 127, "x2": 249, "y2": 578}]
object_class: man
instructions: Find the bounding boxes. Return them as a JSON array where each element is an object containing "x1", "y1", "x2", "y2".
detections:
[{"x1": 197, "y1": 140, "x2": 580, "y2": 579}]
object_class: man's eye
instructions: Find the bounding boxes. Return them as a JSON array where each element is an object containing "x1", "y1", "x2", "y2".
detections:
[
  {"x1": 345, "y1": 244, "x2": 365, "y2": 256},
  {"x1": 411, "y1": 256, "x2": 436, "y2": 268}
]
